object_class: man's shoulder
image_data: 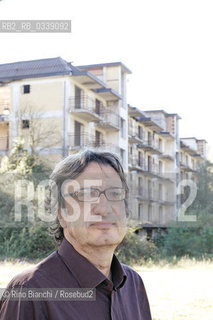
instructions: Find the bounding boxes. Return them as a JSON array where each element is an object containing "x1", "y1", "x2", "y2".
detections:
[
  {"x1": 7, "y1": 250, "x2": 59, "y2": 289},
  {"x1": 121, "y1": 263, "x2": 145, "y2": 284},
  {"x1": 120, "y1": 262, "x2": 138, "y2": 274}
]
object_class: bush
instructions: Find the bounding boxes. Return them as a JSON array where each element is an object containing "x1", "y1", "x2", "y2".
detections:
[
  {"x1": 0, "y1": 225, "x2": 55, "y2": 259},
  {"x1": 154, "y1": 223, "x2": 213, "y2": 260},
  {"x1": 115, "y1": 227, "x2": 159, "y2": 265},
  {"x1": 0, "y1": 140, "x2": 54, "y2": 260}
]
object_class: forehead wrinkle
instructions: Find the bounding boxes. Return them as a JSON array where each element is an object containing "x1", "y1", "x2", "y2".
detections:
[{"x1": 75, "y1": 162, "x2": 122, "y2": 187}]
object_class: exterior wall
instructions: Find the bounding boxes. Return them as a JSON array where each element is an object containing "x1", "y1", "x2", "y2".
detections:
[
  {"x1": 197, "y1": 140, "x2": 207, "y2": 158},
  {"x1": 0, "y1": 86, "x2": 11, "y2": 156},
  {"x1": 180, "y1": 138, "x2": 206, "y2": 183},
  {"x1": 0, "y1": 123, "x2": 9, "y2": 152},
  {"x1": 181, "y1": 138, "x2": 197, "y2": 151},
  {"x1": 19, "y1": 79, "x2": 63, "y2": 111},
  {"x1": 143, "y1": 111, "x2": 167, "y2": 131},
  {"x1": 19, "y1": 117, "x2": 62, "y2": 149},
  {"x1": 7, "y1": 77, "x2": 67, "y2": 159},
  {"x1": 105, "y1": 66, "x2": 120, "y2": 93},
  {"x1": 180, "y1": 149, "x2": 203, "y2": 181},
  {"x1": 0, "y1": 86, "x2": 11, "y2": 114},
  {"x1": 80, "y1": 67, "x2": 104, "y2": 83},
  {"x1": 128, "y1": 110, "x2": 179, "y2": 226}
]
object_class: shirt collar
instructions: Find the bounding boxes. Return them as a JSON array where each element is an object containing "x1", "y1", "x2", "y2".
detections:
[{"x1": 58, "y1": 238, "x2": 127, "y2": 290}]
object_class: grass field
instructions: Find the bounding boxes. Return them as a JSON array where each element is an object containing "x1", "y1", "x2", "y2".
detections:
[{"x1": 0, "y1": 258, "x2": 213, "y2": 320}]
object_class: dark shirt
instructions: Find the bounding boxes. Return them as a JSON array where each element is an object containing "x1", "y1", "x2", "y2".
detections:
[{"x1": 0, "y1": 239, "x2": 152, "y2": 320}]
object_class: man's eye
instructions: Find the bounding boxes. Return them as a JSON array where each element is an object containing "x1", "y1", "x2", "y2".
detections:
[
  {"x1": 110, "y1": 191, "x2": 120, "y2": 197},
  {"x1": 89, "y1": 189, "x2": 98, "y2": 197}
]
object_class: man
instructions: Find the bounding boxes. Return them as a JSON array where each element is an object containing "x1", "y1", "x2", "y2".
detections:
[{"x1": 0, "y1": 149, "x2": 152, "y2": 319}]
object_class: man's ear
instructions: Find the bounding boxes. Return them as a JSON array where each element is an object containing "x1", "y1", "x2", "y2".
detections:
[{"x1": 58, "y1": 209, "x2": 67, "y2": 228}]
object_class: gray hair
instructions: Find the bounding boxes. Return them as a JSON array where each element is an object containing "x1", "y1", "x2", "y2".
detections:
[{"x1": 49, "y1": 149, "x2": 130, "y2": 245}]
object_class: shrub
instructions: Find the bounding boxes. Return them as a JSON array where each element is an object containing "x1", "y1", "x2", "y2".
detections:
[
  {"x1": 154, "y1": 223, "x2": 213, "y2": 260},
  {"x1": 0, "y1": 225, "x2": 55, "y2": 259},
  {"x1": 115, "y1": 227, "x2": 159, "y2": 265}
]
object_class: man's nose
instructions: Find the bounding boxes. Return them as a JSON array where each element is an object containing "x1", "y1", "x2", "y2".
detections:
[{"x1": 92, "y1": 193, "x2": 112, "y2": 216}]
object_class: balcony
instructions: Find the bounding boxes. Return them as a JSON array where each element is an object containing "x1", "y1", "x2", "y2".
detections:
[
  {"x1": 69, "y1": 133, "x2": 105, "y2": 150},
  {"x1": 130, "y1": 185, "x2": 175, "y2": 205},
  {"x1": 137, "y1": 139, "x2": 162, "y2": 155},
  {"x1": 128, "y1": 126, "x2": 143, "y2": 144},
  {"x1": 128, "y1": 158, "x2": 172, "y2": 181},
  {"x1": 69, "y1": 96, "x2": 103, "y2": 122},
  {"x1": 146, "y1": 164, "x2": 173, "y2": 181},
  {"x1": 128, "y1": 157, "x2": 154, "y2": 175},
  {"x1": 128, "y1": 155, "x2": 143, "y2": 171},
  {"x1": 128, "y1": 156, "x2": 152, "y2": 174},
  {"x1": 95, "y1": 111, "x2": 120, "y2": 132},
  {"x1": 68, "y1": 133, "x2": 120, "y2": 154},
  {"x1": 159, "y1": 153, "x2": 175, "y2": 161},
  {"x1": 159, "y1": 198, "x2": 175, "y2": 206},
  {"x1": 180, "y1": 160, "x2": 195, "y2": 172},
  {"x1": 129, "y1": 184, "x2": 157, "y2": 202},
  {"x1": 70, "y1": 95, "x2": 120, "y2": 131},
  {"x1": 69, "y1": 133, "x2": 89, "y2": 149},
  {"x1": 136, "y1": 188, "x2": 156, "y2": 202}
]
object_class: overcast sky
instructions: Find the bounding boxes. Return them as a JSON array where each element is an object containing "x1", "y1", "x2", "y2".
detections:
[{"x1": 1, "y1": 0, "x2": 213, "y2": 158}]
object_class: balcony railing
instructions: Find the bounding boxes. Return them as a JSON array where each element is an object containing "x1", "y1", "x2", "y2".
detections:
[
  {"x1": 137, "y1": 139, "x2": 163, "y2": 154},
  {"x1": 70, "y1": 95, "x2": 120, "y2": 130},
  {"x1": 180, "y1": 160, "x2": 195, "y2": 172},
  {"x1": 128, "y1": 126, "x2": 143, "y2": 143},
  {"x1": 159, "y1": 153, "x2": 175, "y2": 161},
  {"x1": 68, "y1": 133, "x2": 120, "y2": 155},
  {"x1": 130, "y1": 185, "x2": 175, "y2": 204},
  {"x1": 68, "y1": 133, "x2": 105, "y2": 148},
  {"x1": 128, "y1": 157, "x2": 171, "y2": 180},
  {"x1": 128, "y1": 155, "x2": 141, "y2": 169},
  {"x1": 69, "y1": 95, "x2": 104, "y2": 121},
  {"x1": 95, "y1": 111, "x2": 120, "y2": 131}
]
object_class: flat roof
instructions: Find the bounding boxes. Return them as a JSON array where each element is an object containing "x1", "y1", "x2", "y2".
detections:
[
  {"x1": 144, "y1": 109, "x2": 181, "y2": 119},
  {"x1": 77, "y1": 61, "x2": 132, "y2": 74},
  {"x1": 181, "y1": 137, "x2": 207, "y2": 143}
]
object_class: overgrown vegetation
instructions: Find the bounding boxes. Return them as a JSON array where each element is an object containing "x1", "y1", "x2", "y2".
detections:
[
  {"x1": 115, "y1": 226, "x2": 159, "y2": 265},
  {"x1": 0, "y1": 139, "x2": 54, "y2": 259},
  {"x1": 153, "y1": 221, "x2": 213, "y2": 261}
]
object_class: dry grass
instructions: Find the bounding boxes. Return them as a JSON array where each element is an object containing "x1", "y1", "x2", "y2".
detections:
[
  {"x1": 0, "y1": 258, "x2": 213, "y2": 320},
  {"x1": 0, "y1": 259, "x2": 39, "y2": 287},
  {"x1": 135, "y1": 258, "x2": 213, "y2": 320}
]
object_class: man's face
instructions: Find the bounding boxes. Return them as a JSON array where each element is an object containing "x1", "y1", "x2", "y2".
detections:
[{"x1": 59, "y1": 161, "x2": 127, "y2": 249}]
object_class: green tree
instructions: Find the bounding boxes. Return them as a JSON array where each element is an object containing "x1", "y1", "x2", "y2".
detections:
[
  {"x1": 0, "y1": 139, "x2": 54, "y2": 259},
  {"x1": 190, "y1": 160, "x2": 213, "y2": 216}
]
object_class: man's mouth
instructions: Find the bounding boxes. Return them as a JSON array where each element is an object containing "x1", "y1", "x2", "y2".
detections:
[{"x1": 89, "y1": 222, "x2": 116, "y2": 229}]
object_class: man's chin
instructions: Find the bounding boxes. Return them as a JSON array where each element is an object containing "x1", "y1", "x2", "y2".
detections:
[
  {"x1": 87, "y1": 232, "x2": 125, "y2": 247},
  {"x1": 87, "y1": 234, "x2": 121, "y2": 247}
]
